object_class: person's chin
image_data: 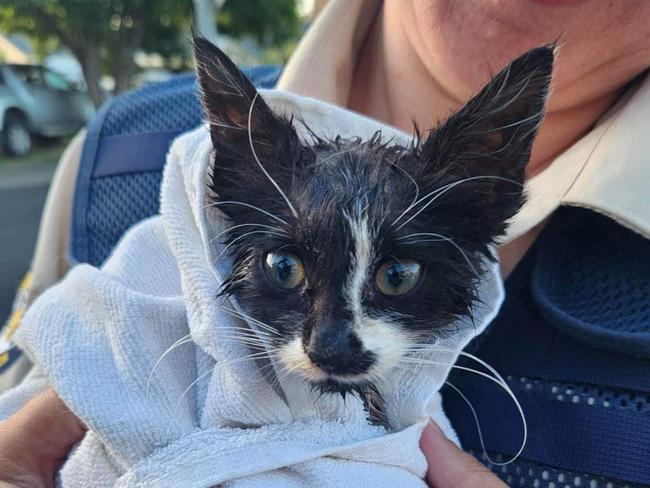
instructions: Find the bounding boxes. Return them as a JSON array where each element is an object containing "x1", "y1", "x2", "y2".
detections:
[{"x1": 414, "y1": 0, "x2": 562, "y2": 96}]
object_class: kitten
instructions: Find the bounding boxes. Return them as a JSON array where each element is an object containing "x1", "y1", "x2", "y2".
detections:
[{"x1": 194, "y1": 38, "x2": 552, "y2": 424}]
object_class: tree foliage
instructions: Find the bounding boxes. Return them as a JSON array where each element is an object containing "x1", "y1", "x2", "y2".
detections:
[
  {"x1": 0, "y1": 0, "x2": 301, "y2": 107},
  {"x1": 217, "y1": 0, "x2": 300, "y2": 47},
  {"x1": 0, "y1": 0, "x2": 192, "y2": 106}
]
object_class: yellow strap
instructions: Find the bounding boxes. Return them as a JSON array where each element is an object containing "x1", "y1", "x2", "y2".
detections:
[{"x1": 2, "y1": 271, "x2": 32, "y2": 341}]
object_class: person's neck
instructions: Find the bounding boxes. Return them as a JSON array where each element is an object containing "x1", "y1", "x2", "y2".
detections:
[{"x1": 347, "y1": 6, "x2": 620, "y2": 179}]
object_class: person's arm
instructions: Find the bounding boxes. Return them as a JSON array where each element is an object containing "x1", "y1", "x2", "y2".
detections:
[
  {"x1": 420, "y1": 421, "x2": 507, "y2": 488},
  {"x1": 0, "y1": 389, "x2": 85, "y2": 488}
]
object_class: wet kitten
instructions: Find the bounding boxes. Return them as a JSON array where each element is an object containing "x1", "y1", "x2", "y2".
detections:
[{"x1": 194, "y1": 37, "x2": 552, "y2": 424}]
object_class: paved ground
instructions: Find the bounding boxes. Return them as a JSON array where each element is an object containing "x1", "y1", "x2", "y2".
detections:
[{"x1": 0, "y1": 156, "x2": 59, "y2": 323}]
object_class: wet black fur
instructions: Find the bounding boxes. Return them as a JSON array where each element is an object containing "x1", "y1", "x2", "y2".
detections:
[{"x1": 194, "y1": 37, "x2": 553, "y2": 425}]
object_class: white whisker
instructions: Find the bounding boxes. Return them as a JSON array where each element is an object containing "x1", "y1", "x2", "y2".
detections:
[
  {"x1": 397, "y1": 232, "x2": 480, "y2": 277},
  {"x1": 216, "y1": 304, "x2": 282, "y2": 337},
  {"x1": 389, "y1": 162, "x2": 420, "y2": 229},
  {"x1": 391, "y1": 175, "x2": 521, "y2": 230},
  {"x1": 146, "y1": 334, "x2": 193, "y2": 394},
  {"x1": 213, "y1": 230, "x2": 288, "y2": 263},
  {"x1": 445, "y1": 380, "x2": 500, "y2": 465},
  {"x1": 207, "y1": 119, "x2": 246, "y2": 130},
  {"x1": 173, "y1": 365, "x2": 216, "y2": 414},
  {"x1": 205, "y1": 200, "x2": 288, "y2": 225},
  {"x1": 248, "y1": 92, "x2": 299, "y2": 218},
  {"x1": 214, "y1": 324, "x2": 274, "y2": 339},
  {"x1": 173, "y1": 349, "x2": 281, "y2": 413},
  {"x1": 398, "y1": 348, "x2": 526, "y2": 465},
  {"x1": 209, "y1": 223, "x2": 285, "y2": 245}
]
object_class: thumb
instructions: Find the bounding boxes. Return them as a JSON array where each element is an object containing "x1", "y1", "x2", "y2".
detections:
[{"x1": 420, "y1": 420, "x2": 507, "y2": 488}]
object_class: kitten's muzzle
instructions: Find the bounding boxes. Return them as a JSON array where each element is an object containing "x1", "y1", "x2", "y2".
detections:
[{"x1": 306, "y1": 322, "x2": 375, "y2": 376}]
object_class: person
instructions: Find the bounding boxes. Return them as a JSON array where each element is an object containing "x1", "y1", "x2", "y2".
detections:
[{"x1": 1, "y1": 0, "x2": 649, "y2": 486}]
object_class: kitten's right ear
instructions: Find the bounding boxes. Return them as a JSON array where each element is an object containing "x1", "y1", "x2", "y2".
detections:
[
  {"x1": 193, "y1": 36, "x2": 275, "y2": 148},
  {"x1": 193, "y1": 37, "x2": 302, "y2": 222}
]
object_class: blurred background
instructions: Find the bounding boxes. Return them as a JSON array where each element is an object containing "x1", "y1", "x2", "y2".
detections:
[{"x1": 0, "y1": 0, "x2": 327, "y2": 322}]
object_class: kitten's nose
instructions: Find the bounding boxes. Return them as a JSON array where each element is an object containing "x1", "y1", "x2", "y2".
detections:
[
  {"x1": 307, "y1": 343, "x2": 354, "y2": 374},
  {"x1": 306, "y1": 326, "x2": 374, "y2": 375}
]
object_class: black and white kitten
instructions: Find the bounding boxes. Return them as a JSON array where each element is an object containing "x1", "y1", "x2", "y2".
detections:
[{"x1": 194, "y1": 38, "x2": 553, "y2": 423}]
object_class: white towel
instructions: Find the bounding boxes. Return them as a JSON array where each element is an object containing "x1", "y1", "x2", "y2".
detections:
[{"x1": 3, "y1": 90, "x2": 505, "y2": 487}]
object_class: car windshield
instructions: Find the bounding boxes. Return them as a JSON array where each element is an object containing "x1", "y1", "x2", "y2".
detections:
[
  {"x1": 43, "y1": 69, "x2": 72, "y2": 90},
  {"x1": 8, "y1": 65, "x2": 72, "y2": 91}
]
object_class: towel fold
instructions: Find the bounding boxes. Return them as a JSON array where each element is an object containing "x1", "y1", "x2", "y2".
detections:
[{"x1": 3, "y1": 90, "x2": 505, "y2": 487}]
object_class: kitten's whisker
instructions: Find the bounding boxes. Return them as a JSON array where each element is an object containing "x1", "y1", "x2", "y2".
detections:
[
  {"x1": 216, "y1": 304, "x2": 282, "y2": 336},
  {"x1": 205, "y1": 200, "x2": 288, "y2": 225},
  {"x1": 270, "y1": 364, "x2": 288, "y2": 390},
  {"x1": 216, "y1": 327, "x2": 274, "y2": 340},
  {"x1": 174, "y1": 348, "x2": 282, "y2": 411},
  {"x1": 213, "y1": 230, "x2": 288, "y2": 263},
  {"x1": 444, "y1": 380, "x2": 505, "y2": 466},
  {"x1": 389, "y1": 162, "x2": 420, "y2": 229},
  {"x1": 174, "y1": 365, "x2": 216, "y2": 414},
  {"x1": 218, "y1": 338, "x2": 273, "y2": 350},
  {"x1": 397, "y1": 239, "x2": 448, "y2": 246},
  {"x1": 391, "y1": 175, "x2": 522, "y2": 230},
  {"x1": 398, "y1": 232, "x2": 480, "y2": 277},
  {"x1": 218, "y1": 335, "x2": 271, "y2": 348},
  {"x1": 247, "y1": 92, "x2": 299, "y2": 219},
  {"x1": 146, "y1": 334, "x2": 193, "y2": 394},
  {"x1": 273, "y1": 361, "x2": 303, "y2": 388},
  {"x1": 209, "y1": 223, "x2": 286, "y2": 245},
  {"x1": 216, "y1": 349, "x2": 282, "y2": 368},
  {"x1": 398, "y1": 353, "x2": 526, "y2": 465},
  {"x1": 396, "y1": 232, "x2": 450, "y2": 242},
  {"x1": 214, "y1": 325, "x2": 274, "y2": 339}
]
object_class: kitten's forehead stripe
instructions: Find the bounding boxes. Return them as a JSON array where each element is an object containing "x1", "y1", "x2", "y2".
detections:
[{"x1": 344, "y1": 214, "x2": 373, "y2": 324}]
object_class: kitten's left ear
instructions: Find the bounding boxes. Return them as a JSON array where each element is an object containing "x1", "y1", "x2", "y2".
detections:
[
  {"x1": 413, "y1": 45, "x2": 554, "y2": 246},
  {"x1": 193, "y1": 37, "x2": 301, "y2": 219}
]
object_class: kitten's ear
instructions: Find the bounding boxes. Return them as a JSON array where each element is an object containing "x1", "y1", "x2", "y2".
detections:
[
  {"x1": 193, "y1": 37, "x2": 301, "y2": 219},
  {"x1": 415, "y1": 46, "x2": 554, "y2": 245}
]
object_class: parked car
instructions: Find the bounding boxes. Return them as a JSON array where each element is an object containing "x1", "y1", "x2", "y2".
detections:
[{"x1": 0, "y1": 64, "x2": 94, "y2": 157}]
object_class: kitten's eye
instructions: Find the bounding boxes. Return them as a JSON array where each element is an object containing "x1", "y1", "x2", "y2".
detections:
[
  {"x1": 375, "y1": 259, "x2": 422, "y2": 296},
  {"x1": 264, "y1": 252, "x2": 305, "y2": 289}
]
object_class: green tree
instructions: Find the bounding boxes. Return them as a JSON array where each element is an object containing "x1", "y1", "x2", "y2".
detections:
[
  {"x1": 0, "y1": 0, "x2": 302, "y2": 107},
  {"x1": 0, "y1": 0, "x2": 192, "y2": 107},
  {"x1": 217, "y1": 0, "x2": 300, "y2": 48}
]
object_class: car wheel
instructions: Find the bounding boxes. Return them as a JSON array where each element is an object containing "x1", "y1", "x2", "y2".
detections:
[{"x1": 2, "y1": 113, "x2": 32, "y2": 157}]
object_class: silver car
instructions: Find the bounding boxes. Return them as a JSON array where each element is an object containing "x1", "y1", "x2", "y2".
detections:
[{"x1": 0, "y1": 64, "x2": 94, "y2": 157}]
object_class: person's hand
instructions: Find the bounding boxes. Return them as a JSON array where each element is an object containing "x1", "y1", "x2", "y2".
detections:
[
  {"x1": 420, "y1": 421, "x2": 507, "y2": 488},
  {"x1": 0, "y1": 389, "x2": 85, "y2": 488}
]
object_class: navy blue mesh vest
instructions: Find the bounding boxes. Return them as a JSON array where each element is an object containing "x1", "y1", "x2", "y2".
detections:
[{"x1": 69, "y1": 70, "x2": 650, "y2": 487}]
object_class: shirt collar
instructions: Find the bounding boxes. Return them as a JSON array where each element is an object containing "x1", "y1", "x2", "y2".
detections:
[{"x1": 279, "y1": 0, "x2": 650, "y2": 240}]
